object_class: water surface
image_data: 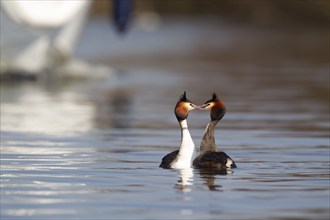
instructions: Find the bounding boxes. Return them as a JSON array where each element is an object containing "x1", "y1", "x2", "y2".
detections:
[{"x1": 1, "y1": 17, "x2": 329, "y2": 219}]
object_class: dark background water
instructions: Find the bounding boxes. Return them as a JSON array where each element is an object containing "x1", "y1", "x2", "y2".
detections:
[{"x1": 1, "y1": 5, "x2": 329, "y2": 220}]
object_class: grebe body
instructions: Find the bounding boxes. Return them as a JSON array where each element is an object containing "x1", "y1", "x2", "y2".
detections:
[
  {"x1": 160, "y1": 92, "x2": 197, "y2": 169},
  {"x1": 193, "y1": 93, "x2": 237, "y2": 170},
  {"x1": 193, "y1": 151, "x2": 236, "y2": 169}
]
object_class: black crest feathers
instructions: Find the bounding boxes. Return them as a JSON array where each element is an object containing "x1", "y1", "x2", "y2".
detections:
[
  {"x1": 179, "y1": 91, "x2": 188, "y2": 102},
  {"x1": 204, "y1": 92, "x2": 218, "y2": 104},
  {"x1": 212, "y1": 93, "x2": 218, "y2": 101}
]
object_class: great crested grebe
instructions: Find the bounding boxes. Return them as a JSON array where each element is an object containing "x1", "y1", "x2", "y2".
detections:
[
  {"x1": 193, "y1": 93, "x2": 237, "y2": 169},
  {"x1": 160, "y1": 92, "x2": 198, "y2": 169}
]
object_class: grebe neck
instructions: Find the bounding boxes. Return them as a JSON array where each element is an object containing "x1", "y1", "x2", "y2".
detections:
[
  {"x1": 200, "y1": 120, "x2": 219, "y2": 153},
  {"x1": 172, "y1": 119, "x2": 196, "y2": 169}
]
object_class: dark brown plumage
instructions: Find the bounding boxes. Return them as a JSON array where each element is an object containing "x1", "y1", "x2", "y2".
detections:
[
  {"x1": 193, "y1": 151, "x2": 237, "y2": 169},
  {"x1": 159, "y1": 150, "x2": 179, "y2": 169}
]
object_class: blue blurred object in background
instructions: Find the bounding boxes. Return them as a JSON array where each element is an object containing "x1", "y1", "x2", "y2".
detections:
[{"x1": 112, "y1": 0, "x2": 133, "y2": 33}]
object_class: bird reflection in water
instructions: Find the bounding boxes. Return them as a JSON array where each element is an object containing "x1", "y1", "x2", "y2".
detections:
[
  {"x1": 175, "y1": 168, "x2": 194, "y2": 193},
  {"x1": 175, "y1": 168, "x2": 233, "y2": 192},
  {"x1": 198, "y1": 168, "x2": 232, "y2": 191}
]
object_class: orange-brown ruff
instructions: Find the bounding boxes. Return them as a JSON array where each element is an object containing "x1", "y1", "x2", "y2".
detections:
[
  {"x1": 210, "y1": 98, "x2": 225, "y2": 121},
  {"x1": 193, "y1": 93, "x2": 237, "y2": 171},
  {"x1": 175, "y1": 101, "x2": 189, "y2": 122}
]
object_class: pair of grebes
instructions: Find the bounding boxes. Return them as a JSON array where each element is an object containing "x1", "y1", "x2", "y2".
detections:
[{"x1": 160, "y1": 92, "x2": 237, "y2": 170}]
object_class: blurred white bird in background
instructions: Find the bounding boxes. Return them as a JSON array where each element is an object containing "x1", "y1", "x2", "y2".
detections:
[
  {"x1": 0, "y1": 0, "x2": 94, "y2": 77},
  {"x1": 0, "y1": 0, "x2": 136, "y2": 79}
]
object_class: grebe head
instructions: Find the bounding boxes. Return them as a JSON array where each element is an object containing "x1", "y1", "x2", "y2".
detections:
[
  {"x1": 174, "y1": 92, "x2": 198, "y2": 121},
  {"x1": 200, "y1": 93, "x2": 226, "y2": 121}
]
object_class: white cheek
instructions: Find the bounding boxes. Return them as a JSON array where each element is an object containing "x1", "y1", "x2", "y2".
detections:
[{"x1": 185, "y1": 103, "x2": 194, "y2": 111}]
